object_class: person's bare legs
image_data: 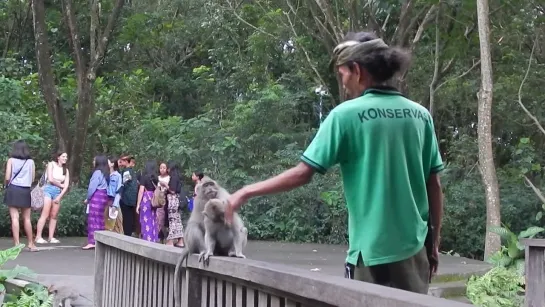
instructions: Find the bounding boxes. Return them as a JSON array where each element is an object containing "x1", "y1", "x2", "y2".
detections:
[
  {"x1": 48, "y1": 202, "x2": 61, "y2": 242},
  {"x1": 21, "y1": 208, "x2": 36, "y2": 249},
  {"x1": 8, "y1": 207, "x2": 20, "y2": 246},
  {"x1": 36, "y1": 197, "x2": 52, "y2": 242}
]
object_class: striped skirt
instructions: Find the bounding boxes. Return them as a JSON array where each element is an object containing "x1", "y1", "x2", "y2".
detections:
[{"x1": 87, "y1": 189, "x2": 109, "y2": 245}]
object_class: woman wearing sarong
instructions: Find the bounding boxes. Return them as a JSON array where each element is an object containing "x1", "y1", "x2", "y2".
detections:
[
  {"x1": 136, "y1": 161, "x2": 159, "y2": 243},
  {"x1": 83, "y1": 155, "x2": 110, "y2": 250},
  {"x1": 165, "y1": 161, "x2": 184, "y2": 247},
  {"x1": 105, "y1": 156, "x2": 123, "y2": 234},
  {"x1": 156, "y1": 162, "x2": 170, "y2": 242}
]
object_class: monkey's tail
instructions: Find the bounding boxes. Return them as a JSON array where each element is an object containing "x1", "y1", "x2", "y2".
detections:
[{"x1": 174, "y1": 249, "x2": 190, "y2": 307}]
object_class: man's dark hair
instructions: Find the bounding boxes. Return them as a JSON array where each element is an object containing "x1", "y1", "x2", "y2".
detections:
[
  {"x1": 340, "y1": 31, "x2": 411, "y2": 84},
  {"x1": 9, "y1": 140, "x2": 31, "y2": 160}
]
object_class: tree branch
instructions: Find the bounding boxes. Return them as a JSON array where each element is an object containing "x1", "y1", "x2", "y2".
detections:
[
  {"x1": 89, "y1": 0, "x2": 126, "y2": 75},
  {"x1": 435, "y1": 59, "x2": 481, "y2": 92},
  {"x1": 61, "y1": 0, "x2": 85, "y2": 77},
  {"x1": 517, "y1": 37, "x2": 545, "y2": 135}
]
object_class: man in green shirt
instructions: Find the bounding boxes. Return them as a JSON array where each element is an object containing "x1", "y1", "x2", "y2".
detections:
[{"x1": 226, "y1": 32, "x2": 444, "y2": 294}]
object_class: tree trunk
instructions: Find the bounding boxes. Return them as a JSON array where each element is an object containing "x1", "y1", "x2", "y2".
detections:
[
  {"x1": 31, "y1": 0, "x2": 70, "y2": 151},
  {"x1": 476, "y1": 0, "x2": 501, "y2": 259}
]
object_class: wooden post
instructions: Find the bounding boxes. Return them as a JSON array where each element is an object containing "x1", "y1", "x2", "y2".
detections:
[
  {"x1": 523, "y1": 239, "x2": 545, "y2": 307},
  {"x1": 182, "y1": 268, "x2": 202, "y2": 307},
  {"x1": 94, "y1": 241, "x2": 106, "y2": 307}
]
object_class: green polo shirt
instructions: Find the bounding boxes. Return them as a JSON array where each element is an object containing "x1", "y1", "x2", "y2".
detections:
[{"x1": 301, "y1": 88, "x2": 444, "y2": 266}]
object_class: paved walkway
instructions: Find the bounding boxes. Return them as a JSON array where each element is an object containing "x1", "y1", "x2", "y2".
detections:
[{"x1": 2, "y1": 237, "x2": 490, "y2": 306}]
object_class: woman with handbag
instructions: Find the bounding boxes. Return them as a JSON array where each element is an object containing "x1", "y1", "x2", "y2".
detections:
[
  {"x1": 136, "y1": 160, "x2": 159, "y2": 243},
  {"x1": 4, "y1": 140, "x2": 37, "y2": 251},
  {"x1": 35, "y1": 151, "x2": 70, "y2": 244},
  {"x1": 164, "y1": 161, "x2": 184, "y2": 247}
]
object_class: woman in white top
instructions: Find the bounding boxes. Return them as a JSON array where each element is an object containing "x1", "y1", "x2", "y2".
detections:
[
  {"x1": 4, "y1": 140, "x2": 37, "y2": 251},
  {"x1": 35, "y1": 151, "x2": 70, "y2": 244},
  {"x1": 156, "y1": 162, "x2": 170, "y2": 242}
]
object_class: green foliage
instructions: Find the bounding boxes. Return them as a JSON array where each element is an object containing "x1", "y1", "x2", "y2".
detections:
[
  {"x1": 466, "y1": 266, "x2": 525, "y2": 307},
  {"x1": 2, "y1": 282, "x2": 54, "y2": 307},
  {"x1": 486, "y1": 225, "x2": 544, "y2": 275}
]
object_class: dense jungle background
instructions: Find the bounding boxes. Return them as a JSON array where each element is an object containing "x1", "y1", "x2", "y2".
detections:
[{"x1": 0, "y1": 0, "x2": 544, "y2": 262}]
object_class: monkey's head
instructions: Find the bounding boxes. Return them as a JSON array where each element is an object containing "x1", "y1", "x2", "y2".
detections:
[
  {"x1": 197, "y1": 176, "x2": 221, "y2": 199},
  {"x1": 202, "y1": 198, "x2": 227, "y2": 223}
]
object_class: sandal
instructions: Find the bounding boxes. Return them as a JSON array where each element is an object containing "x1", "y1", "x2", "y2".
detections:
[
  {"x1": 35, "y1": 238, "x2": 47, "y2": 244},
  {"x1": 82, "y1": 244, "x2": 95, "y2": 250},
  {"x1": 26, "y1": 247, "x2": 39, "y2": 252},
  {"x1": 49, "y1": 238, "x2": 61, "y2": 244}
]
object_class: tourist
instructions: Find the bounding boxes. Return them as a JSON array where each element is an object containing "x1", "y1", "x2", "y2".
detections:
[
  {"x1": 118, "y1": 156, "x2": 138, "y2": 237},
  {"x1": 4, "y1": 140, "x2": 37, "y2": 251},
  {"x1": 165, "y1": 160, "x2": 184, "y2": 247},
  {"x1": 36, "y1": 151, "x2": 70, "y2": 244},
  {"x1": 106, "y1": 156, "x2": 123, "y2": 234},
  {"x1": 83, "y1": 155, "x2": 110, "y2": 250},
  {"x1": 137, "y1": 160, "x2": 159, "y2": 242},
  {"x1": 225, "y1": 31, "x2": 444, "y2": 294},
  {"x1": 156, "y1": 162, "x2": 170, "y2": 242},
  {"x1": 191, "y1": 170, "x2": 204, "y2": 197}
]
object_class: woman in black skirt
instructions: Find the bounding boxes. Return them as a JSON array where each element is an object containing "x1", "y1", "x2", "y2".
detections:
[{"x1": 4, "y1": 140, "x2": 37, "y2": 251}]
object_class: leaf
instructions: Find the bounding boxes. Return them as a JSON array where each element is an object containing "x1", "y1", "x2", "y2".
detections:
[
  {"x1": 0, "y1": 265, "x2": 35, "y2": 280},
  {"x1": 536, "y1": 211, "x2": 543, "y2": 221},
  {"x1": 0, "y1": 244, "x2": 25, "y2": 267},
  {"x1": 488, "y1": 226, "x2": 512, "y2": 241},
  {"x1": 518, "y1": 226, "x2": 545, "y2": 238},
  {"x1": 520, "y1": 137, "x2": 530, "y2": 144}
]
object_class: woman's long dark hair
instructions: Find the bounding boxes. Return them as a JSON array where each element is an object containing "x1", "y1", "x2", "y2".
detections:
[
  {"x1": 94, "y1": 155, "x2": 110, "y2": 184},
  {"x1": 142, "y1": 160, "x2": 158, "y2": 185},
  {"x1": 109, "y1": 156, "x2": 119, "y2": 172},
  {"x1": 9, "y1": 140, "x2": 31, "y2": 160},
  {"x1": 168, "y1": 160, "x2": 182, "y2": 193}
]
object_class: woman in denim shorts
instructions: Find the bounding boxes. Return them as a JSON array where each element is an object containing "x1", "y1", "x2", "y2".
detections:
[{"x1": 35, "y1": 151, "x2": 70, "y2": 244}]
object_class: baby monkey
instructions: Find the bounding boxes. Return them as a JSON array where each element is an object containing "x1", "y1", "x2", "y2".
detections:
[{"x1": 199, "y1": 198, "x2": 248, "y2": 265}]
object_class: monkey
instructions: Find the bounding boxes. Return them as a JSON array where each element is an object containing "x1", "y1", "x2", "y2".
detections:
[
  {"x1": 173, "y1": 176, "x2": 231, "y2": 307},
  {"x1": 199, "y1": 198, "x2": 248, "y2": 265}
]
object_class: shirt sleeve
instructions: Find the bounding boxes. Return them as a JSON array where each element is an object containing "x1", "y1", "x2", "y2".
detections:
[
  {"x1": 300, "y1": 110, "x2": 344, "y2": 174},
  {"x1": 423, "y1": 115, "x2": 444, "y2": 176},
  {"x1": 107, "y1": 174, "x2": 118, "y2": 197},
  {"x1": 87, "y1": 170, "x2": 101, "y2": 201}
]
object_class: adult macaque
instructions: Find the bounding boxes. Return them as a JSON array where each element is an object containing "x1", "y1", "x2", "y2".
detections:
[
  {"x1": 173, "y1": 176, "x2": 230, "y2": 307},
  {"x1": 200, "y1": 198, "x2": 247, "y2": 265}
]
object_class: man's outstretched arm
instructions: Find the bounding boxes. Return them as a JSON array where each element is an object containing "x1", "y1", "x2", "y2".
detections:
[{"x1": 227, "y1": 162, "x2": 315, "y2": 213}]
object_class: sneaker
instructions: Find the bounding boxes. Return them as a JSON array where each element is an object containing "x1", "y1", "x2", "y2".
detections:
[
  {"x1": 49, "y1": 238, "x2": 60, "y2": 244},
  {"x1": 35, "y1": 237, "x2": 47, "y2": 244}
]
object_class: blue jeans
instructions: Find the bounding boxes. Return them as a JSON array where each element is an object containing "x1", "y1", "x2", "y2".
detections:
[{"x1": 43, "y1": 184, "x2": 61, "y2": 200}]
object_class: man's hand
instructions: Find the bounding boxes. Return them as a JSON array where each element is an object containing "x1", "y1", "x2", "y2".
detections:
[
  {"x1": 225, "y1": 188, "x2": 249, "y2": 225},
  {"x1": 53, "y1": 196, "x2": 61, "y2": 204},
  {"x1": 83, "y1": 199, "x2": 88, "y2": 205},
  {"x1": 429, "y1": 246, "x2": 439, "y2": 282}
]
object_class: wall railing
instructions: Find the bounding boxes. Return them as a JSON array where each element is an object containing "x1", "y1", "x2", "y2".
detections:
[{"x1": 94, "y1": 231, "x2": 473, "y2": 307}]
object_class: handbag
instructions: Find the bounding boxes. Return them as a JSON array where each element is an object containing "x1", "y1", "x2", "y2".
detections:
[
  {"x1": 151, "y1": 182, "x2": 166, "y2": 208},
  {"x1": 30, "y1": 173, "x2": 46, "y2": 211},
  {"x1": 3, "y1": 160, "x2": 28, "y2": 204}
]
